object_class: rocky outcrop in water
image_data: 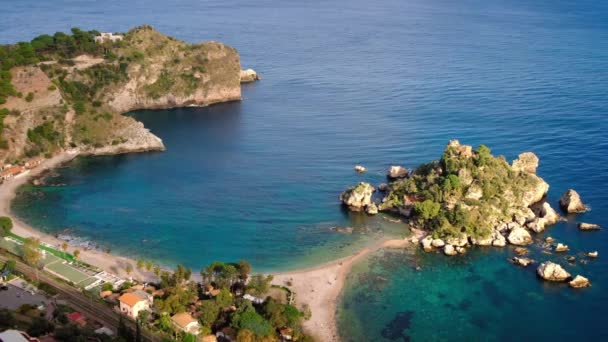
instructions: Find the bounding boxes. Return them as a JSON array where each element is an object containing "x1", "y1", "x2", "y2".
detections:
[
  {"x1": 559, "y1": 189, "x2": 587, "y2": 213},
  {"x1": 537, "y1": 262, "x2": 571, "y2": 281},
  {"x1": 240, "y1": 68, "x2": 260, "y2": 83},
  {"x1": 507, "y1": 227, "x2": 532, "y2": 246},
  {"x1": 387, "y1": 165, "x2": 408, "y2": 179},
  {"x1": 578, "y1": 223, "x2": 601, "y2": 231},
  {"x1": 340, "y1": 182, "x2": 375, "y2": 212},
  {"x1": 569, "y1": 275, "x2": 590, "y2": 288}
]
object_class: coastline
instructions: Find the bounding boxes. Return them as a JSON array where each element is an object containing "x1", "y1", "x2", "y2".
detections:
[
  {"x1": 0, "y1": 151, "x2": 158, "y2": 282},
  {"x1": 272, "y1": 229, "x2": 426, "y2": 342},
  {"x1": 0, "y1": 151, "x2": 425, "y2": 341}
]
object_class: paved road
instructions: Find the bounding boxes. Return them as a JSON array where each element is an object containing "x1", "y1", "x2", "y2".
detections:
[{"x1": 0, "y1": 254, "x2": 161, "y2": 342}]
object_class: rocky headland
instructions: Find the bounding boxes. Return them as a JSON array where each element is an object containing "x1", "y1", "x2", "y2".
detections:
[{"x1": 0, "y1": 25, "x2": 258, "y2": 162}]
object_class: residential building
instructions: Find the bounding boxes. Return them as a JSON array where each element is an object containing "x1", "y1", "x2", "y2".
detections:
[
  {"x1": 0, "y1": 166, "x2": 23, "y2": 181},
  {"x1": 94, "y1": 33, "x2": 124, "y2": 43},
  {"x1": 171, "y1": 312, "x2": 200, "y2": 335},
  {"x1": 0, "y1": 330, "x2": 39, "y2": 342},
  {"x1": 118, "y1": 290, "x2": 153, "y2": 319}
]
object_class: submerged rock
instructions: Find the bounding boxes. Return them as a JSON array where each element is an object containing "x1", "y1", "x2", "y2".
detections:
[
  {"x1": 537, "y1": 262, "x2": 571, "y2": 281},
  {"x1": 378, "y1": 183, "x2": 389, "y2": 192},
  {"x1": 512, "y1": 257, "x2": 533, "y2": 267},
  {"x1": 569, "y1": 275, "x2": 590, "y2": 288},
  {"x1": 514, "y1": 247, "x2": 529, "y2": 256},
  {"x1": 559, "y1": 189, "x2": 587, "y2": 213},
  {"x1": 508, "y1": 227, "x2": 532, "y2": 246},
  {"x1": 578, "y1": 223, "x2": 601, "y2": 231},
  {"x1": 340, "y1": 182, "x2": 375, "y2": 212},
  {"x1": 387, "y1": 165, "x2": 408, "y2": 179}
]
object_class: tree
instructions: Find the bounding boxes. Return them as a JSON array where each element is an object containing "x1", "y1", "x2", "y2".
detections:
[
  {"x1": 144, "y1": 260, "x2": 153, "y2": 272},
  {"x1": 216, "y1": 288, "x2": 233, "y2": 308},
  {"x1": 3, "y1": 259, "x2": 16, "y2": 272},
  {"x1": 238, "y1": 260, "x2": 252, "y2": 280},
  {"x1": 0, "y1": 216, "x2": 12, "y2": 236},
  {"x1": 414, "y1": 200, "x2": 441, "y2": 221},
  {"x1": 247, "y1": 274, "x2": 273, "y2": 296},
  {"x1": 61, "y1": 242, "x2": 68, "y2": 257},
  {"x1": 197, "y1": 300, "x2": 220, "y2": 327},
  {"x1": 136, "y1": 259, "x2": 145, "y2": 270},
  {"x1": 73, "y1": 249, "x2": 80, "y2": 261},
  {"x1": 22, "y1": 237, "x2": 42, "y2": 266},
  {"x1": 153, "y1": 264, "x2": 161, "y2": 276},
  {"x1": 232, "y1": 310, "x2": 273, "y2": 337}
]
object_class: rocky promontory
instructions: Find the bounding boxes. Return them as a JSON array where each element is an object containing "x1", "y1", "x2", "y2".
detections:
[{"x1": 0, "y1": 25, "x2": 253, "y2": 162}]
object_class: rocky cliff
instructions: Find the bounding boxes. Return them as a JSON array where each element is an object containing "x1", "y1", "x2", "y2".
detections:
[{"x1": 0, "y1": 25, "x2": 249, "y2": 162}]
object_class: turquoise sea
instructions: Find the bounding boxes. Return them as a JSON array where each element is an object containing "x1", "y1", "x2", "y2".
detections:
[{"x1": 2, "y1": 0, "x2": 608, "y2": 340}]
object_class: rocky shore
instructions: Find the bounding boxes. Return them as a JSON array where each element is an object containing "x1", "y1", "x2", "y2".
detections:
[{"x1": 341, "y1": 140, "x2": 598, "y2": 288}]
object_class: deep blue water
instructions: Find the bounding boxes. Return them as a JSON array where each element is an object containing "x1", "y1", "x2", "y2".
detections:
[{"x1": 3, "y1": 0, "x2": 608, "y2": 340}]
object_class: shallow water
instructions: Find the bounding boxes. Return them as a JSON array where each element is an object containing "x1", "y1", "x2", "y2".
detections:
[{"x1": 3, "y1": 0, "x2": 608, "y2": 339}]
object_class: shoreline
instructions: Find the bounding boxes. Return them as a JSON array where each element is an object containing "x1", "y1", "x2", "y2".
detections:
[
  {"x1": 0, "y1": 151, "x2": 158, "y2": 282},
  {"x1": 272, "y1": 229, "x2": 425, "y2": 342},
  {"x1": 0, "y1": 151, "x2": 424, "y2": 341}
]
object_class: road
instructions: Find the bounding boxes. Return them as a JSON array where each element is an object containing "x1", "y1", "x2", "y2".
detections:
[{"x1": 0, "y1": 254, "x2": 161, "y2": 342}]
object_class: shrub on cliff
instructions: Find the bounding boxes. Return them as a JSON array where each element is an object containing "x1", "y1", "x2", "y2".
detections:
[{"x1": 0, "y1": 216, "x2": 12, "y2": 236}]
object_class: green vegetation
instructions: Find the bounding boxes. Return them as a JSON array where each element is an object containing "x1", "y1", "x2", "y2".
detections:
[
  {"x1": 0, "y1": 216, "x2": 13, "y2": 236},
  {"x1": 22, "y1": 237, "x2": 43, "y2": 267},
  {"x1": 380, "y1": 141, "x2": 543, "y2": 239}
]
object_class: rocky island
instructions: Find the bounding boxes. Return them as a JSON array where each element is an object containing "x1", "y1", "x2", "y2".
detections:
[{"x1": 0, "y1": 25, "x2": 257, "y2": 161}]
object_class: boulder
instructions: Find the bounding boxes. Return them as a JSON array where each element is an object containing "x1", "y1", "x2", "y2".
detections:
[
  {"x1": 387, "y1": 166, "x2": 408, "y2": 179},
  {"x1": 421, "y1": 236, "x2": 433, "y2": 252},
  {"x1": 354, "y1": 165, "x2": 366, "y2": 173},
  {"x1": 366, "y1": 203, "x2": 379, "y2": 215},
  {"x1": 340, "y1": 182, "x2": 375, "y2": 211},
  {"x1": 514, "y1": 247, "x2": 529, "y2": 256},
  {"x1": 545, "y1": 237, "x2": 554, "y2": 243},
  {"x1": 444, "y1": 244, "x2": 457, "y2": 256},
  {"x1": 511, "y1": 152, "x2": 539, "y2": 174},
  {"x1": 507, "y1": 227, "x2": 532, "y2": 246},
  {"x1": 559, "y1": 189, "x2": 587, "y2": 213},
  {"x1": 446, "y1": 235, "x2": 468, "y2": 247},
  {"x1": 555, "y1": 243, "x2": 569, "y2": 252},
  {"x1": 378, "y1": 183, "x2": 389, "y2": 192},
  {"x1": 240, "y1": 68, "x2": 260, "y2": 83},
  {"x1": 492, "y1": 234, "x2": 506, "y2": 247},
  {"x1": 537, "y1": 262, "x2": 571, "y2": 281},
  {"x1": 431, "y1": 239, "x2": 445, "y2": 248},
  {"x1": 540, "y1": 202, "x2": 560, "y2": 224},
  {"x1": 569, "y1": 275, "x2": 590, "y2": 288},
  {"x1": 587, "y1": 251, "x2": 598, "y2": 258},
  {"x1": 578, "y1": 223, "x2": 601, "y2": 231},
  {"x1": 512, "y1": 257, "x2": 533, "y2": 267},
  {"x1": 471, "y1": 235, "x2": 492, "y2": 246},
  {"x1": 456, "y1": 246, "x2": 466, "y2": 254},
  {"x1": 566, "y1": 256, "x2": 576, "y2": 263}
]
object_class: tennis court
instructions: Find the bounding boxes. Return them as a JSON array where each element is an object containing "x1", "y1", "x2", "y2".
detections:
[{"x1": 45, "y1": 261, "x2": 91, "y2": 284}]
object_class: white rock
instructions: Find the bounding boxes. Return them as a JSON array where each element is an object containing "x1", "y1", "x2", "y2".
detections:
[
  {"x1": 240, "y1": 68, "x2": 260, "y2": 83},
  {"x1": 507, "y1": 227, "x2": 532, "y2": 246},
  {"x1": 511, "y1": 152, "x2": 539, "y2": 174},
  {"x1": 587, "y1": 251, "x2": 598, "y2": 258},
  {"x1": 340, "y1": 182, "x2": 375, "y2": 212},
  {"x1": 444, "y1": 244, "x2": 457, "y2": 256},
  {"x1": 366, "y1": 203, "x2": 378, "y2": 215},
  {"x1": 537, "y1": 261, "x2": 571, "y2": 281},
  {"x1": 354, "y1": 165, "x2": 366, "y2": 173},
  {"x1": 555, "y1": 243, "x2": 569, "y2": 252},
  {"x1": 578, "y1": 223, "x2": 601, "y2": 231},
  {"x1": 387, "y1": 165, "x2": 408, "y2": 179},
  {"x1": 421, "y1": 236, "x2": 433, "y2": 252},
  {"x1": 431, "y1": 239, "x2": 445, "y2": 248},
  {"x1": 569, "y1": 275, "x2": 590, "y2": 288}
]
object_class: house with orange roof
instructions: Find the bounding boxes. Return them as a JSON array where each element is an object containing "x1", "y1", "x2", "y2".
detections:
[
  {"x1": 118, "y1": 290, "x2": 152, "y2": 319},
  {"x1": 171, "y1": 312, "x2": 200, "y2": 335},
  {"x1": 0, "y1": 165, "x2": 24, "y2": 181}
]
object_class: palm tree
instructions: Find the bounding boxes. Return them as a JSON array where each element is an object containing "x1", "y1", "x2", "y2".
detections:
[
  {"x1": 73, "y1": 249, "x2": 80, "y2": 261},
  {"x1": 153, "y1": 264, "x2": 161, "y2": 277},
  {"x1": 144, "y1": 260, "x2": 153, "y2": 272},
  {"x1": 61, "y1": 242, "x2": 68, "y2": 258},
  {"x1": 136, "y1": 259, "x2": 145, "y2": 270}
]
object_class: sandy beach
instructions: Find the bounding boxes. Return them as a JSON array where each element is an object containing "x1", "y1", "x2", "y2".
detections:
[
  {"x1": 0, "y1": 151, "x2": 157, "y2": 282},
  {"x1": 0, "y1": 152, "x2": 425, "y2": 341},
  {"x1": 272, "y1": 229, "x2": 426, "y2": 342}
]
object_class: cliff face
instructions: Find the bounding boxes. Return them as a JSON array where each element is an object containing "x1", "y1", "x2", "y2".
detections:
[{"x1": 0, "y1": 26, "x2": 244, "y2": 162}]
